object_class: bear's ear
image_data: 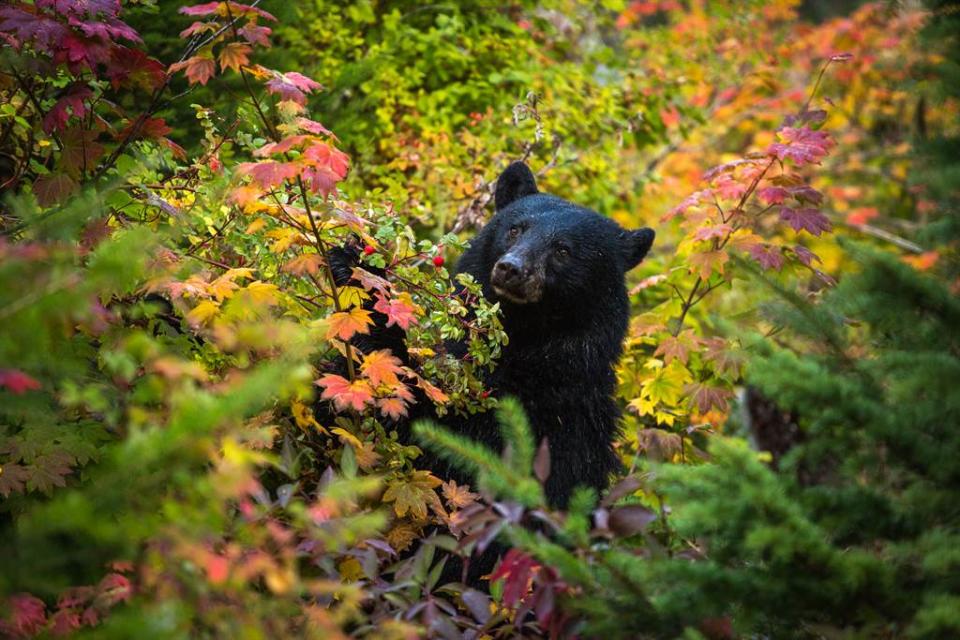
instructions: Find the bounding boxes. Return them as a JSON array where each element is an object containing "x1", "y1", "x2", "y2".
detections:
[
  {"x1": 620, "y1": 227, "x2": 656, "y2": 270},
  {"x1": 495, "y1": 162, "x2": 538, "y2": 211}
]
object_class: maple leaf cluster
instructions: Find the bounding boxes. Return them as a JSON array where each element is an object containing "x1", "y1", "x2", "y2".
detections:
[{"x1": 0, "y1": 568, "x2": 132, "y2": 638}]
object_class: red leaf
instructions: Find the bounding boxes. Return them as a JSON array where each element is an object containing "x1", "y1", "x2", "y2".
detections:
[
  {"x1": 106, "y1": 46, "x2": 166, "y2": 90},
  {"x1": 33, "y1": 173, "x2": 78, "y2": 207},
  {"x1": 50, "y1": 608, "x2": 81, "y2": 636},
  {"x1": 205, "y1": 554, "x2": 229, "y2": 584},
  {"x1": 180, "y1": 1, "x2": 221, "y2": 15},
  {"x1": 180, "y1": 2, "x2": 276, "y2": 21},
  {"x1": 490, "y1": 549, "x2": 538, "y2": 608},
  {"x1": 59, "y1": 126, "x2": 105, "y2": 178},
  {"x1": 179, "y1": 20, "x2": 216, "y2": 38},
  {"x1": 0, "y1": 463, "x2": 30, "y2": 497},
  {"x1": 236, "y1": 160, "x2": 300, "y2": 189},
  {"x1": 296, "y1": 117, "x2": 333, "y2": 136},
  {"x1": 373, "y1": 292, "x2": 419, "y2": 330},
  {"x1": 745, "y1": 243, "x2": 785, "y2": 271},
  {"x1": 0, "y1": 369, "x2": 41, "y2": 394},
  {"x1": 779, "y1": 207, "x2": 832, "y2": 236},
  {"x1": 767, "y1": 126, "x2": 835, "y2": 165},
  {"x1": 686, "y1": 382, "x2": 732, "y2": 414},
  {"x1": 692, "y1": 224, "x2": 732, "y2": 243},
  {"x1": 664, "y1": 188, "x2": 712, "y2": 221},
  {"x1": 43, "y1": 84, "x2": 92, "y2": 134},
  {"x1": 97, "y1": 573, "x2": 132, "y2": 605},
  {"x1": 315, "y1": 374, "x2": 375, "y2": 413},
  {"x1": 238, "y1": 23, "x2": 271, "y2": 47},
  {"x1": 265, "y1": 71, "x2": 321, "y2": 105},
  {"x1": 791, "y1": 245, "x2": 820, "y2": 266},
  {"x1": 5, "y1": 594, "x2": 47, "y2": 637},
  {"x1": 757, "y1": 186, "x2": 789, "y2": 205},
  {"x1": 0, "y1": 7, "x2": 69, "y2": 51}
]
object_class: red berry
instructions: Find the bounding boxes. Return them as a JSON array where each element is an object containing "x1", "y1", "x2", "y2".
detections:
[
  {"x1": 480, "y1": 390, "x2": 490, "y2": 399},
  {"x1": 363, "y1": 245, "x2": 376, "y2": 255},
  {"x1": 433, "y1": 255, "x2": 445, "y2": 267}
]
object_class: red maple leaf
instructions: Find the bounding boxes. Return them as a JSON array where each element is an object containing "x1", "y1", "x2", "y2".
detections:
[
  {"x1": 106, "y1": 46, "x2": 166, "y2": 90},
  {"x1": 0, "y1": 369, "x2": 41, "y2": 394},
  {"x1": 33, "y1": 173, "x2": 78, "y2": 207},
  {"x1": 373, "y1": 293, "x2": 419, "y2": 330},
  {"x1": 315, "y1": 374, "x2": 374, "y2": 413},
  {"x1": 180, "y1": 2, "x2": 276, "y2": 21},
  {"x1": 296, "y1": 117, "x2": 333, "y2": 136},
  {"x1": 791, "y1": 244, "x2": 821, "y2": 266},
  {"x1": 757, "y1": 186, "x2": 789, "y2": 205},
  {"x1": 236, "y1": 160, "x2": 300, "y2": 189},
  {"x1": 745, "y1": 243, "x2": 785, "y2": 271},
  {"x1": 50, "y1": 609, "x2": 82, "y2": 636},
  {"x1": 4, "y1": 594, "x2": 47, "y2": 637},
  {"x1": 0, "y1": 463, "x2": 30, "y2": 497},
  {"x1": 0, "y1": 6, "x2": 69, "y2": 51},
  {"x1": 60, "y1": 126, "x2": 105, "y2": 178},
  {"x1": 692, "y1": 224, "x2": 732, "y2": 243},
  {"x1": 767, "y1": 126, "x2": 835, "y2": 165},
  {"x1": 779, "y1": 207, "x2": 832, "y2": 236},
  {"x1": 265, "y1": 71, "x2": 321, "y2": 105},
  {"x1": 490, "y1": 549, "x2": 539, "y2": 608},
  {"x1": 43, "y1": 84, "x2": 92, "y2": 134},
  {"x1": 238, "y1": 23, "x2": 271, "y2": 47}
]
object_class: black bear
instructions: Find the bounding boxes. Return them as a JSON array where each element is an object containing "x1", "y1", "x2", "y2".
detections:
[{"x1": 328, "y1": 162, "x2": 655, "y2": 509}]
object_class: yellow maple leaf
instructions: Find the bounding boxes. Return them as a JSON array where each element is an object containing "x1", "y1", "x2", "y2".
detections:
[
  {"x1": 186, "y1": 300, "x2": 219, "y2": 326},
  {"x1": 337, "y1": 557, "x2": 364, "y2": 583},
  {"x1": 382, "y1": 471, "x2": 444, "y2": 521},
  {"x1": 244, "y1": 280, "x2": 279, "y2": 306},
  {"x1": 291, "y1": 400, "x2": 326, "y2": 433}
]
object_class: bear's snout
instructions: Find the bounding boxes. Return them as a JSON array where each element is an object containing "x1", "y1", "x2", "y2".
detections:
[{"x1": 491, "y1": 253, "x2": 542, "y2": 304}]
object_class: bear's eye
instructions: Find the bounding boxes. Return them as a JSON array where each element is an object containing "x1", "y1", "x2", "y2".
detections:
[
  {"x1": 508, "y1": 225, "x2": 522, "y2": 239},
  {"x1": 555, "y1": 245, "x2": 570, "y2": 258}
]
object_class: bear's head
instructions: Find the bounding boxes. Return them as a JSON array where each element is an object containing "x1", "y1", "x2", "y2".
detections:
[{"x1": 458, "y1": 162, "x2": 655, "y2": 320}]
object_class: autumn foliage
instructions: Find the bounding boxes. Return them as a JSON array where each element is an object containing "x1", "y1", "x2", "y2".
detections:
[{"x1": 1, "y1": 0, "x2": 959, "y2": 638}]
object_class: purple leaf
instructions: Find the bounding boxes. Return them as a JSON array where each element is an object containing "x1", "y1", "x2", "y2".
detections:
[{"x1": 780, "y1": 207, "x2": 832, "y2": 236}]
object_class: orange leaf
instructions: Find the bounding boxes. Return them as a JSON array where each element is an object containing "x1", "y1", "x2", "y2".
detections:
[
  {"x1": 688, "y1": 250, "x2": 729, "y2": 280},
  {"x1": 282, "y1": 253, "x2": 324, "y2": 276},
  {"x1": 377, "y1": 396, "x2": 409, "y2": 421},
  {"x1": 218, "y1": 42, "x2": 251, "y2": 72},
  {"x1": 360, "y1": 349, "x2": 403, "y2": 386},
  {"x1": 169, "y1": 54, "x2": 216, "y2": 86},
  {"x1": 416, "y1": 376, "x2": 449, "y2": 405},
  {"x1": 325, "y1": 308, "x2": 373, "y2": 341},
  {"x1": 441, "y1": 479, "x2": 479, "y2": 509}
]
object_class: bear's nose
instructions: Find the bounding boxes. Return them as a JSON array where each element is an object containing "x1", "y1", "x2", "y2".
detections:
[{"x1": 492, "y1": 255, "x2": 524, "y2": 287}]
